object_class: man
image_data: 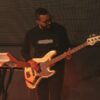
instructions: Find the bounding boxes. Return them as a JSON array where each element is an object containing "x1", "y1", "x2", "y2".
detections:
[{"x1": 21, "y1": 8, "x2": 71, "y2": 100}]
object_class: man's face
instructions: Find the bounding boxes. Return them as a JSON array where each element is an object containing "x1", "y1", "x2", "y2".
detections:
[{"x1": 36, "y1": 14, "x2": 51, "y2": 29}]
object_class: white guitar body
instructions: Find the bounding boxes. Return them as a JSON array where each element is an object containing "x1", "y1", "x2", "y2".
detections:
[{"x1": 24, "y1": 50, "x2": 57, "y2": 89}]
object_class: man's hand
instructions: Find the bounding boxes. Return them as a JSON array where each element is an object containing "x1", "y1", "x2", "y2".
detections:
[{"x1": 64, "y1": 48, "x2": 72, "y2": 60}]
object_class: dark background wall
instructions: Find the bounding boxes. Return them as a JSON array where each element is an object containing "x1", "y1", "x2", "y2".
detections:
[
  {"x1": 0, "y1": 0, "x2": 100, "y2": 44},
  {"x1": 0, "y1": 0, "x2": 100, "y2": 100}
]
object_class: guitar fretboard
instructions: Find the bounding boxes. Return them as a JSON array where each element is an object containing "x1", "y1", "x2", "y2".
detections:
[{"x1": 46, "y1": 42, "x2": 87, "y2": 67}]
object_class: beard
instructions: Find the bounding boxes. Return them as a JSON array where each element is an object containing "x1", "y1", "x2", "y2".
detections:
[{"x1": 41, "y1": 23, "x2": 51, "y2": 30}]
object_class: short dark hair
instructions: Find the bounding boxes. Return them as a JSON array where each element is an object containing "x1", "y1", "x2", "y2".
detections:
[{"x1": 35, "y1": 8, "x2": 49, "y2": 19}]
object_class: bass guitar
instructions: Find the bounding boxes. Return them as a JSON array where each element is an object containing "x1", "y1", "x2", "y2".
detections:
[
  {"x1": 0, "y1": 35, "x2": 100, "y2": 89},
  {"x1": 24, "y1": 35, "x2": 100, "y2": 89}
]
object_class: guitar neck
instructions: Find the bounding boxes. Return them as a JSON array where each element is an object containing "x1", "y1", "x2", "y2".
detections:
[{"x1": 47, "y1": 42, "x2": 87, "y2": 67}]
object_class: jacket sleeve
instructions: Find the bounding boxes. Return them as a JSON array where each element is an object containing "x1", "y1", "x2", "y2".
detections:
[{"x1": 21, "y1": 31, "x2": 33, "y2": 61}]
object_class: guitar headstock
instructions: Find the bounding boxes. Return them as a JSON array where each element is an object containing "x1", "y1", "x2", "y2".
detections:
[{"x1": 86, "y1": 35, "x2": 100, "y2": 46}]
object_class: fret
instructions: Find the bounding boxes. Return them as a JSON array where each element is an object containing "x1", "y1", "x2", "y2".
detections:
[{"x1": 46, "y1": 42, "x2": 87, "y2": 67}]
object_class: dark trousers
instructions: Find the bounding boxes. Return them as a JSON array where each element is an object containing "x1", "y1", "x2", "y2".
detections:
[{"x1": 37, "y1": 69, "x2": 64, "y2": 100}]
